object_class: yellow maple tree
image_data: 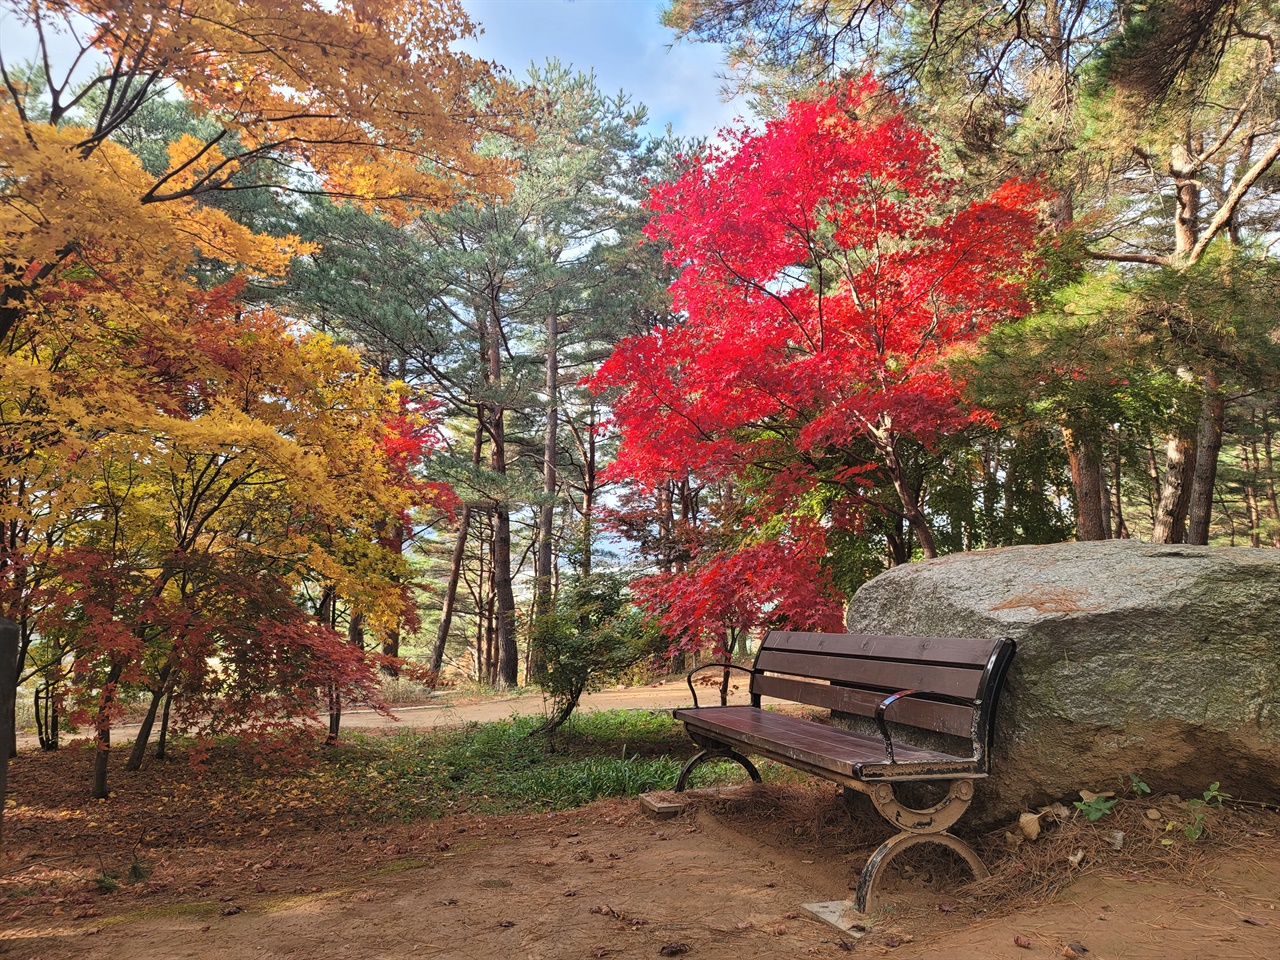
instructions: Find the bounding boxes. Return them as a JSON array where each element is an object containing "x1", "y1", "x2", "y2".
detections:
[{"x1": 0, "y1": 0, "x2": 517, "y2": 342}]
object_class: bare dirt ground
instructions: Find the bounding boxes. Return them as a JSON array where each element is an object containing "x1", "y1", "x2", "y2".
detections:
[{"x1": 4, "y1": 690, "x2": 1278, "y2": 960}]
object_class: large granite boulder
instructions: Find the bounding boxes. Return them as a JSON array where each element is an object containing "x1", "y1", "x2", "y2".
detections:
[{"x1": 846, "y1": 540, "x2": 1280, "y2": 821}]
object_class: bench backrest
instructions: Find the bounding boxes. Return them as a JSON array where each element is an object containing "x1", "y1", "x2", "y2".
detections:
[{"x1": 750, "y1": 631, "x2": 1015, "y2": 755}]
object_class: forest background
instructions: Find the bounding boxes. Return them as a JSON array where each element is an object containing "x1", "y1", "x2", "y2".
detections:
[{"x1": 5, "y1": 0, "x2": 1280, "y2": 797}]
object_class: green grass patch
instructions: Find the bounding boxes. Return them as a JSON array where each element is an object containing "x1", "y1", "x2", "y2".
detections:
[{"x1": 326, "y1": 709, "x2": 768, "y2": 820}]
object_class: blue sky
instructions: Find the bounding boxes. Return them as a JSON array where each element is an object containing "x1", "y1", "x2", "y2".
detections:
[{"x1": 460, "y1": 0, "x2": 747, "y2": 140}]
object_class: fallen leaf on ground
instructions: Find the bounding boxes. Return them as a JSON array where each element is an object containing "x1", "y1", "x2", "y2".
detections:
[
  {"x1": 1244, "y1": 917, "x2": 1269, "y2": 926},
  {"x1": 937, "y1": 902, "x2": 957, "y2": 913},
  {"x1": 659, "y1": 943, "x2": 689, "y2": 956},
  {"x1": 497, "y1": 920, "x2": 516, "y2": 928},
  {"x1": 1014, "y1": 935, "x2": 1034, "y2": 949}
]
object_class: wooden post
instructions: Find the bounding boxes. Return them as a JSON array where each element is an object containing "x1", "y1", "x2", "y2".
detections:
[{"x1": 0, "y1": 617, "x2": 18, "y2": 849}]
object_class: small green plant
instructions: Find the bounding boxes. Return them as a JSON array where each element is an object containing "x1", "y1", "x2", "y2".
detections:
[
  {"x1": 1074, "y1": 795, "x2": 1119, "y2": 822},
  {"x1": 94, "y1": 870, "x2": 121, "y2": 893},
  {"x1": 1126, "y1": 774, "x2": 1151, "y2": 796},
  {"x1": 1163, "y1": 782, "x2": 1230, "y2": 844}
]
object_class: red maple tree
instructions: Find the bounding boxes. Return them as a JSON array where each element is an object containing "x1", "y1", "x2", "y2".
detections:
[{"x1": 594, "y1": 80, "x2": 1042, "y2": 650}]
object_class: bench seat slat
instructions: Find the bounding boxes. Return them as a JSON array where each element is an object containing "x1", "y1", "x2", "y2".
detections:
[
  {"x1": 754, "y1": 650, "x2": 983, "y2": 699},
  {"x1": 752, "y1": 675, "x2": 974, "y2": 738},
  {"x1": 674, "y1": 706, "x2": 973, "y2": 780},
  {"x1": 763, "y1": 631, "x2": 1001, "y2": 667}
]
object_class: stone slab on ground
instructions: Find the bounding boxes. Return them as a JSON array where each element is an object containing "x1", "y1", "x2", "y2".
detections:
[
  {"x1": 638, "y1": 785, "x2": 749, "y2": 819},
  {"x1": 801, "y1": 900, "x2": 871, "y2": 935}
]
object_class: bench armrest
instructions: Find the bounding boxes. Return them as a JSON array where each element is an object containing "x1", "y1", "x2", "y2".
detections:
[
  {"x1": 874, "y1": 690, "x2": 980, "y2": 764},
  {"x1": 685, "y1": 663, "x2": 754, "y2": 709}
]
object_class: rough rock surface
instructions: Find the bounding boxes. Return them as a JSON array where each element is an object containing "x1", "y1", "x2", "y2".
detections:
[{"x1": 846, "y1": 540, "x2": 1280, "y2": 822}]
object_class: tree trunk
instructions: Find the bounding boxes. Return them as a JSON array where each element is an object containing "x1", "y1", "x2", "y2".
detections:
[
  {"x1": 317, "y1": 587, "x2": 343, "y2": 744},
  {"x1": 1145, "y1": 436, "x2": 1162, "y2": 527},
  {"x1": 530, "y1": 309, "x2": 559, "y2": 685},
  {"x1": 889, "y1": 475, "x2": 936, "y2": 559},
  {"x1": 1111, "y1": 434, "x2": 1129, "y2": 539},
  {"x1": 482, "y1": 300, "x2": 519, "y2": 688},
  {"x1": 657, "y1": 482, "x2": 675, "y2": 573},
  {"x1": 1152, "y1": 426, "x2": 1196, "y2": 543},
  {"x1": 91, "y1": 660, "x2": 126, "y2": 800},
  {"x1": 1062, "y1": 425, "x2": 1108, "y2": 540},
  {"x1": 430, "y1": 506, "x2": 471, "y2": 677},
  {"x1": 1186, "y1": 374, "x2": 1225, "y2": 545},
  {"x1": 1261, "y1": 411, "x2": 1280, "y2": 547},
  {"x1": 579, "y1": 403, "x2": 598, "y2": 574},
  {"x1": 430, "y1": 415, "x2": 484, "y2": 677},
  {"x1": 125, "y1": 662, "x2": 173, "y2": 771},
  {"x1": 155, "y1": 685, "x2": 174, "y2": 761},
  {"x1": 1171, "y1": 142, "x2": 1201, "y2": 262},
  {"x1": 1244, "y1": 437, "x2": 1264, "y2": 545}
]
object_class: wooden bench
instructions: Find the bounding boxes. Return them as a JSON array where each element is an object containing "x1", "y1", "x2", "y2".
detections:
[{"x1": 672, "y1": 630, "x2": 1016, "y2": 911}]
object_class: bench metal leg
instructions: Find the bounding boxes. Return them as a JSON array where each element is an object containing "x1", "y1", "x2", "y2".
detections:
[
  {"x1": 853, "y1": 779, "x2": 989, "y2": 911},
  {"x1": 855, "y1": 830, "x2": 989, "y2": 913},
  {"x1": 868, "y1": 779, "x2": 975, "y2": 833},
  {"x1": 674, "y1": 747, "x2": 762, "y2": 792}
]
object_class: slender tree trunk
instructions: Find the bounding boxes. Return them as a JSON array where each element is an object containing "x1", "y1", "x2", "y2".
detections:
[
  {"x1": 1243, "y1": 440, "x2": 1263, "y2": 547},
  {"x1": 530, "y1": 309, "x2": 559, "y2": 684},
  {"x1": 482, "y1": 301, "x2": 519, "y2": 688},
  {"x1": 1062, "y1": 425, "x2": 1108, "y2": 540},
  {"x1": 879, "y1": 429, "x2": 936, "y2": 559},
  {"x1": 1261, "y1": 412, "x2": 1280, "y2": 547},
  {"x1": 317, "y1": 587, "x2": 343, "y2": 744},
  {"x1": 91, "y1": 660, "x2": 126, "y2": 800},
  {"x1": 1145, "y1": 436, "x2": 1162, "y2": 528},
  {"x1": 126, "y1": 661, "x2": 173, "y2": 771},
  {"x1": 473, "y1": 511, "x2": 487, "y2": 682},
  {"x1": 485, "y1": 547, "x2": 499, "y2": 685},
  {"x1": 1171, "y1": 142, "x2": 1201, "y2": 263},
  {"x1": 657, "y1": 483, "x2": 674, "y2": 573},
  {"x1": 155, "y1": 685, "x2": 174, "y2": 761},
  {"x1": 579, "y1": 404, "x2": 598, "y2": 574},
  {"x1": 430, "y1": 506, "x2": 472, "y2": 677},
  {"x1": 1186, "y1": 374, "x2": 1226, "y2": 545},
  {"x1": 1150, "y1": 140, "x2": 1203, "y2": 544},
  {"x1": 1111, "y1": 433, "x2": 1129, "y2": 539},
  {"x1": 1152, "y1": 425, "x2": 1196, "y2": 543},
  {"x1": 886, "y1": 514, "x2": 909, "y2": 566}
]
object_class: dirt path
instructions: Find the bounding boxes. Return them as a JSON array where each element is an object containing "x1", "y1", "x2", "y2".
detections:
[
  {"x1": 5, "y1": 795, "x2": 1277, "y2": 960},
  {"x1": 13, "y1": 683, "x2": 698, "y2": 751},
  {"x1": 344, "y1": 683, "x2": 699, "y2": 730}
]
